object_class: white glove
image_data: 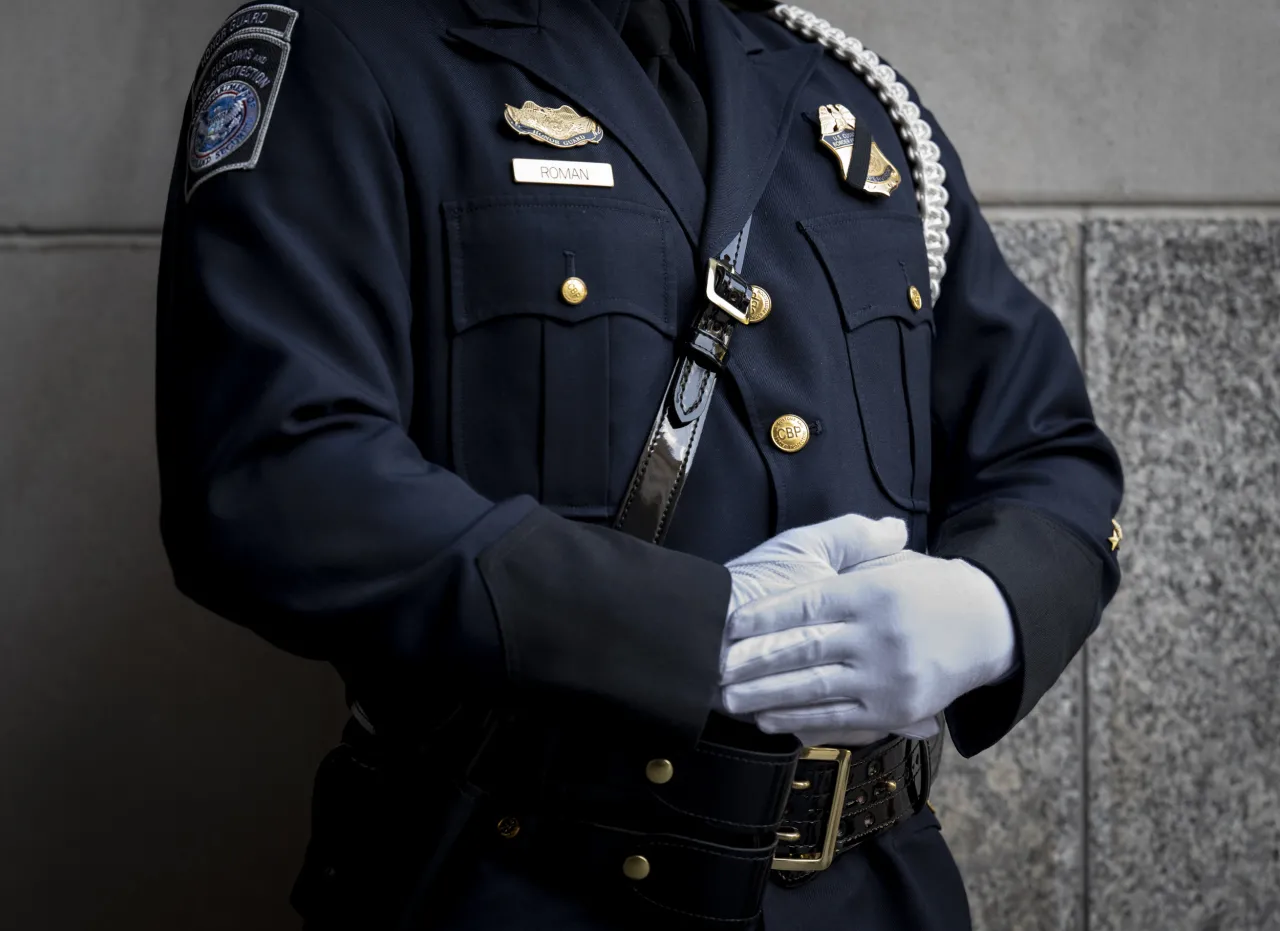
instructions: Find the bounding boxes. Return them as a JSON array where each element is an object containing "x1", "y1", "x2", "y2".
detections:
[
  {"x1": 715, "y1": 515, "x2": 908, "y2": 720},
  {"x1": 720, "y1": 551, "x2": 1016, "y2": 741},
  {"x1": 724, "y1": 514, "x2": 908, "y2": 616}
]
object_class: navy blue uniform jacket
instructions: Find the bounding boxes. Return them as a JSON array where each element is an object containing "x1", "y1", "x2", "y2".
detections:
[{"x1": 157, "y1": 0, "x2": 1122, "y2": 772}]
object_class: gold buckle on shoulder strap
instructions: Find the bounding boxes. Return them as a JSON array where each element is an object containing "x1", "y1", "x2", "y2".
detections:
[
  {"x1": 771, "y1": 746, "x2": 852, "y2": 872},
  {"x1": 705, "y1": 257, "x2": 753, "y2": 324}
]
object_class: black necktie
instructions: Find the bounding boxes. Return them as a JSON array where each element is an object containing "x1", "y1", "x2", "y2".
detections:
[{"x1": 621, "y1": 0, "x2": 710, "y2": 177}]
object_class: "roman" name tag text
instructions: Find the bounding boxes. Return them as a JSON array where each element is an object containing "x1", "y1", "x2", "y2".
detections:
[{"x1": 512, "y1": 158, "x2": 615, "y2": 187}]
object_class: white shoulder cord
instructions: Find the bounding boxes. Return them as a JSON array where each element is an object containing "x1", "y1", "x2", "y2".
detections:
[{"x1": 770, "y1": 5, "x2": 951, "y2": 302}]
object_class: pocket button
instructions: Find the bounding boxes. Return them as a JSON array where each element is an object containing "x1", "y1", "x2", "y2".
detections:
[{"x1": 561, "y1": 277, "x2": 588, "y2": 305}]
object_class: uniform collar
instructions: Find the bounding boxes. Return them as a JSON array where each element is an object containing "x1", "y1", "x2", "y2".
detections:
[
  {"x1": 460, "y1": 0, "x2": 539, "y2": 26},
  {"x1": 599, "y1": 0, "x2": 697, "y2": 43},
  {"x1": 464, "y1": 0, "x2": 695, "y2": 36}
]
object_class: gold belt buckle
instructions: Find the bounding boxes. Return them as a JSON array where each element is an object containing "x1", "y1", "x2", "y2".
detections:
[{"x1": 772, "y1": 746, "x2": 852, "y2": 872}]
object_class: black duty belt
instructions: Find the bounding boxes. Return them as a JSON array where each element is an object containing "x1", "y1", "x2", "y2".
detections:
[
  {"x1": 465, "y1": 716, "x2": 941, "y2": 925},
  {"x1": 614, "y1": 220, "x2": 768, "y2": 544},
  {"x1": 344, "y1": 712, "x2": 940, "y2": 927},
  {"x1": 771, "y1": 733, "x2": 941, "y2": 886}
]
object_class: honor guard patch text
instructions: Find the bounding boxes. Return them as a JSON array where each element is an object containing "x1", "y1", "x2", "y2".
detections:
[
  {"x1": 184, "y1": 5, "x2": 297, "y2": 199},
  {"x1": 189, "y1": 4, "x2": 299, "y2": 108}
]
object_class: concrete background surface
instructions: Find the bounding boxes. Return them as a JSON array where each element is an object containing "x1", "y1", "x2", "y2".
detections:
[{"x1": 1, "y1": 1, "x2": 1276, "y2": 929}]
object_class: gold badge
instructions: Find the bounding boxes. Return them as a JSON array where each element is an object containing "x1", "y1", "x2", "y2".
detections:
[
  {"x1": 818, "y1": 104, "x2": 858, "y2": 181},
  {"x1": 504, "y1": 101, "x2": 603, "y2": 149},
  {"x1": 864, "y1": 140, "x2": 901, "y2": 197},
  {"x1": 817, "y1": 104, "x2": 901, "y2": 198},
  {"x1": 1109, "y1": 519, "x2": 1124, "y2": 553}
]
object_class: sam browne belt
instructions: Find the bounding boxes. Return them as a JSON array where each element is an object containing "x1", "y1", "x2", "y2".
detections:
[{"x1": 614, "y1": 219, "x2": 765, "y2": 544}]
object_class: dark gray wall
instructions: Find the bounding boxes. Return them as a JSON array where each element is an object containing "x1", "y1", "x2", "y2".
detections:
[{"x1": 2, "y1": 2, "x2": 1276, "y2": 929}]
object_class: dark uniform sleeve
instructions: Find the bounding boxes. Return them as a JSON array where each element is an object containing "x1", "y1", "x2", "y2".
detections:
[
  {"x1": 921, "y1": 113, "x2": 1124, "y2": 757},
  {"x1": 155, "y1": 6, "x2": 728, "y2": 745}
]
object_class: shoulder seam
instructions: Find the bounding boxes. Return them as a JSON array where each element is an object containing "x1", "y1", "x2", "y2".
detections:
[{"x1": 302, "y1": 4, "x2": 400, "y2": 142}]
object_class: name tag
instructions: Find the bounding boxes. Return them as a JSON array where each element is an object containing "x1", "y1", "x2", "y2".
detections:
[{"x1": 512, "y1": 158, "x2": 615, "y2": 187}]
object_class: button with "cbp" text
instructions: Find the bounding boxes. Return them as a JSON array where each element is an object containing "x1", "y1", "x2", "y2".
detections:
[{"x1": 770, "y1": 415, "x2": 810, "y2": 453}]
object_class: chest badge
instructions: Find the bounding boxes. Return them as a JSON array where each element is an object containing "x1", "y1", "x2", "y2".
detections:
[
  {"x1": 817, "y1": 103, "x2": 901, "y2": 199},
  {"x1": 505, "y1": 101, "x2": 604, "y2": 148}
]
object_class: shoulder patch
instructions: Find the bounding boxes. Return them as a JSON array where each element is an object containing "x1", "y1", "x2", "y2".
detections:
[
  {"x1": 190, "y1": 4, "x2": 299, "y2": 107},
  {"x1": 184, "y1": 5, "x2": 298, "y2": 199}
]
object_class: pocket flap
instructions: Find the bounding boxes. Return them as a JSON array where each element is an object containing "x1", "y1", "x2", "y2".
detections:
[
  {"x1": 799, "y1": 211, "x2": 934, "y2": 332},
  {"x1": 444, "y1": 195, "x2": 677, "y2": 335}
]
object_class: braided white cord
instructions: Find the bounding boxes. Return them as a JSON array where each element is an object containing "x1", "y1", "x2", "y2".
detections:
[{"x1": 770, "y1": 5, "x2": 951, "y2": 302}]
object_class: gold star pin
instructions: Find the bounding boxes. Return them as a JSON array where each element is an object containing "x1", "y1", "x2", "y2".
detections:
[{"x1": 1108, "y1": 519, "x2": 1124, "y2": 553}]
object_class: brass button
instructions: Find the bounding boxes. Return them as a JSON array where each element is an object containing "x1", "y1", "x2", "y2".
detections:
[
  {"x1": 791, "y1": 779, "x2": 811, "y2": 791},
  {"x1": 770, "y1": 415, "x2": 810, "y2": 453},
  {"x1": 561, "y1": 276, "x2": 588, "y2": 305},
  {"x1": 883, "y1": 780, "x2": 898, "y2": 793},
  {"x1": 622, "y1": 855, "x2": 651, "y2": 881},
  {"x1": 496, "y1": 816, "x2": 521, "y2": 839},
  {"x1": 908, "y1": 285, "x2": 923, "y2": 311},
  {"x1": 645, "y1": 759, "x2": 674, "y2": 785},
  {"x1": 747, "y1": 285, "x2": 773, "y2": 323}
]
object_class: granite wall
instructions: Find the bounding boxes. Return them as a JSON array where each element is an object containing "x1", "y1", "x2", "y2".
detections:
[
  {"x1": 1, "y1": 2, "x2": 1276, "y2": 929},
  {"x1": 935, "y1": 211, "x2": 1280, "y2": 931}
]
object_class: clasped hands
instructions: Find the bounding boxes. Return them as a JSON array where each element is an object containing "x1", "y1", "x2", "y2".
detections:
[{"x1": 717, "y1": 515, "x2": 1017, "y2": 748}]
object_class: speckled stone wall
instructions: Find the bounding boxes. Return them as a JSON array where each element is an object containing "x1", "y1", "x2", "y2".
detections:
[
  {"x1": 934, "y1": 213, "x2": 1280, "y2": 931},
  {"x1": 1085, "y1": 217, "x2": 1280, "y2": 931}
]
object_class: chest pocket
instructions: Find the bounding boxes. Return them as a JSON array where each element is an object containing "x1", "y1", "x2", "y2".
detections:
[
  {"x1": 800, "y1": 211, "x2": 934, "y2": 514},
  {"x1": 444, "y1": 195, "x2": 678, "y2": 517}
]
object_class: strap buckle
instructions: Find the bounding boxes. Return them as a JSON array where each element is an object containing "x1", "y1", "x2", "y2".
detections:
[
  {"x1": 705, "y1": 257, "x2": 754, "y2": 324},
  {"x1": 771, "y1": 746, "x2": 852, "y2": 872}
]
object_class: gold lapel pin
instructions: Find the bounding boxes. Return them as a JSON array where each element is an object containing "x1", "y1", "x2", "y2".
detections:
[
  {"x1": 817, "y1": 103, "x2": 900, "y2": 199},
  {"x1": 1109, "y1": 519, "x2": 1124, "y2": 553},
  {"x1": 504, "y1": 101, "x2": 603, "y2": 149}
]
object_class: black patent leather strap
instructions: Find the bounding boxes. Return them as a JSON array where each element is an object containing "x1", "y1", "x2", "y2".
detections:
[{"x1": 614, "y1": 222, "x2": 754, "y2": 544}]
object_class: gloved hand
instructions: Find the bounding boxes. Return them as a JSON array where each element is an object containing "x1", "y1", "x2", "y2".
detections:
[
  {"x1": 716, "y1": 515, "x2": 908, "y2": 719},
  {"x1": 724, "y1": 514, "x2": 908, "y2": 616},
  {"x1": 720, "y1": 550, "x2": 1017, "y2": 741}
]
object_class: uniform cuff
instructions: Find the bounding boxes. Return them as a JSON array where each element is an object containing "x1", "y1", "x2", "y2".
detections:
[
  {"x1": 934, "y1": 501, "x2": 1103, "y2": 757},
  {"x1": 478, "y1": 507, "x2": 731, "y2": 746}
]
